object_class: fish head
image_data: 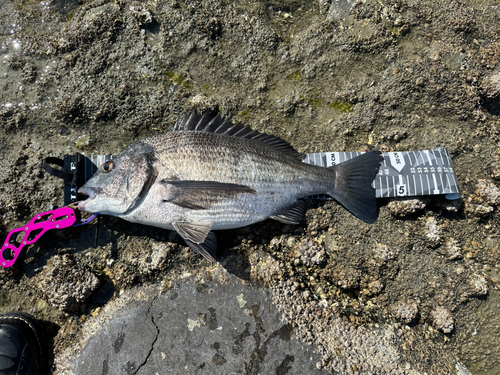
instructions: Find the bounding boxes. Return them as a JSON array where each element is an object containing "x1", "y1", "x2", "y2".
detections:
[{"x1": 78, "y1": 146, "x2": 157, "y2": 215}]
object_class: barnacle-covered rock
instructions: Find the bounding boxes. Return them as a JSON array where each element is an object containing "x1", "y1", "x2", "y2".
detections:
[
  {"x1": 465, "y1": 180, "x2": 500, "y2": 218},
  {"x1": 36, "y1": 254, "x2": 100, "y2": 312},
  {"x1": 431, "y1": 306, "x2": 454, "y2": 333},
  {"x1": 388, "y1": 198, "x2": 428, "y2": 217}
]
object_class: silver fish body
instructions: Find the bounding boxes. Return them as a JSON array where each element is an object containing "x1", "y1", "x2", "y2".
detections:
[{"x1": 79, "y1": 111, "x2": 383, "y2": 262}]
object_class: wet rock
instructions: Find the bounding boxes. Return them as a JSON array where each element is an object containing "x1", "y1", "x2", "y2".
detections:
[
  {"x1": 127, "y1": 3, "x2": 154, "y2": 27},
  {"x1": 382, "y1": 129, "x2": 408, "y2": 143},
  {"x1": 465, "y1": 203, "x2": 494, "y2": 217},
  {"x1": 335, "y1": 268, "x2": 362, "y2": 290},
  {"x1": 22, "y1": 63, "x2": 37, "y2": 83},
  {"x1": 388, "y1": 198, "x2": 428, "y2": 217},
  {"x1": 186, "y1": 93, "x2": 218, "y2": 113},
  {"x1": 135, "y1": 242, "x2": 172, "y2": 276},
  {"x1": 0, "y1": 108, "x2": 27, "y2": 132},
  {"x1": 431, "y1": 306, "x2": 454, "y2": 333},
  {"x1": 366, "y1": 278, "x2": 384, "y2": 295},
  {"x1": 480, "y1": 69, "x2": 500, "y2": 101},
  {"x1": 296, "y1": 239, "x2": 327, "y2": 267},
  {"x1": 55, "y1": 3, "x2": 122, "y2": 53},
  {"x1": 0, "y1": 0, "x2": 497, "y2": 372},
  {"x1": 373, "y1": 243, "x2": 395, "y2": 262},
  {"x1": 7, "y1": 56, "x2": 25, "y2": 69},
  {"x1": 435, "y1": 197, "x2": 462, "y2": 213},
  {"x1": 35, "y1": 254, "x2": 101, "y2": 312},
  {"x1": 492, "y1": 161, "x2": 500, "y2": 180},
  {"x1": 271, "y1": 275, "x2": 458, "y2": 374},
  {"x1": 491, "y1": 149, "x2": 500, "y2": 180}
]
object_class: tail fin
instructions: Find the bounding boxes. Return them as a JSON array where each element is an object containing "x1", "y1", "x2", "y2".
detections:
[{"x1": 328, "y1": 151, "x2": 384, "y2": 223}]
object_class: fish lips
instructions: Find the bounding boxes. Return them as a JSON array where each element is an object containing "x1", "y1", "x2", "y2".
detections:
[{"x1": 77, "y1": 187, "x2": 96, "y2": 211}]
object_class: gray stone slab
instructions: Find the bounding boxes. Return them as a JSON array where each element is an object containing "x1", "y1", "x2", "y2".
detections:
[
  {"x1": 72, "y1": 297, "x2": 157, "y2": 375},
  {"x1": 65, "y1": 273, "x2": 329, "y2": 375}
]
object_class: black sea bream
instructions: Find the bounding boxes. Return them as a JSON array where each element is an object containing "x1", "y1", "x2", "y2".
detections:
[{"x1": 78, "y1": 111, "x2": 383, "y2": 262}]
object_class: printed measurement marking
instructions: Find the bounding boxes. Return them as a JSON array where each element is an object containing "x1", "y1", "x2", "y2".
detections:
[
  {"x1": 434, "y1": 150, "x2": 445, "y2": 191},
  {"x1": 432, "y1": 173, "x2": 439, "y2": 194},
  {"x1": 445, "y1": 170, "x2": 452, "y2": 192}
]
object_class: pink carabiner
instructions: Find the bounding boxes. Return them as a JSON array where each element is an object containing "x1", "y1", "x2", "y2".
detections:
[{"x1": 1, "y1": 206, "x2": 78, "y2": 267}]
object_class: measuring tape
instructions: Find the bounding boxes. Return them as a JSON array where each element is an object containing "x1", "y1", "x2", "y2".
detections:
[{"x1": 304, "y1": 148, "x2": 461, "y2": 200}]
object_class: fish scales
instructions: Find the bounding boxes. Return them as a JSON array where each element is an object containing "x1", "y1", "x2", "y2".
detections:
[
  {"x1": 78, "y1": 110, "x2": 384, "y2": 262},
  {"x1": 144, "y1": 131, "x2": 330, "y2": 193}
]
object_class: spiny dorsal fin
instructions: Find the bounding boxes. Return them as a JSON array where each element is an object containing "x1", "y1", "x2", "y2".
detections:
[{"x1": 172, "y1": 109, "x2": 305, "y2": 161}]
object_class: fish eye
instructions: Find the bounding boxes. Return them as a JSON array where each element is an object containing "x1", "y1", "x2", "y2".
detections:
[{"x1": 101, "y1": 161, "x2": 114, "y2": 173}]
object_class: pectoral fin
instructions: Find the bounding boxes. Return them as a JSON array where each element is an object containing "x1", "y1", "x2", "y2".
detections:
[
  {"x1": 270, "y1": 200, "x2": 306, "y2": 225},
  {"x1": 162, "y1": 180, "x2": 256, "y2": 210},
  {"x1": 172, "y1": 221, "x2": 217, "y2": 263}
]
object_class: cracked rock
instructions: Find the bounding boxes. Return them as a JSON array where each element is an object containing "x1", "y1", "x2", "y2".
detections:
[{"x1": 55, "y1": 272, "x2": 329, "y2": 375}]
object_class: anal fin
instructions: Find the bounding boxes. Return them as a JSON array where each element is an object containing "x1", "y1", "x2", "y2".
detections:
[{"x1": 270, "y1": 200, "x2": 306, "y2": 224}]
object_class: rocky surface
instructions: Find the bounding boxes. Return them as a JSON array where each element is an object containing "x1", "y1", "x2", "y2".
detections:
[
  {"x1": 1, "y1": 0, "x2": 500, "y2": 374},
  {"x1": 35, "y1": 254, "x2": 101, "y2": 312},
  {"x1": 56, "y1": 272, "x2": 330, "y2": 375}
]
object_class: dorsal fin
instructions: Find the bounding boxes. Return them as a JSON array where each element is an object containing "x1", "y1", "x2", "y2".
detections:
[{"x1": 172, "y1": 109, "x2": 305, "y2": 161}]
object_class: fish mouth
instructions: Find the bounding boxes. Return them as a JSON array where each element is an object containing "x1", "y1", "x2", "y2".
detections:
[{"x1": 77, "y1": 187, "x2": 95, "y2": 211}]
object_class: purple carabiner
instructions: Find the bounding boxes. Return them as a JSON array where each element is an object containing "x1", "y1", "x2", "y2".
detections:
[
  {"x1": 73, "y1": 213, "x2": 99, "y2": 226},
  {"x1": 1, "y1": 206, "x2": 78, "y2": 268}
]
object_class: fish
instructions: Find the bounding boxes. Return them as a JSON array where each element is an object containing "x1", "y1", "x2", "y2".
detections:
[{"x1": 78, "y1": 110, "x2": 384, "y2": 262}]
